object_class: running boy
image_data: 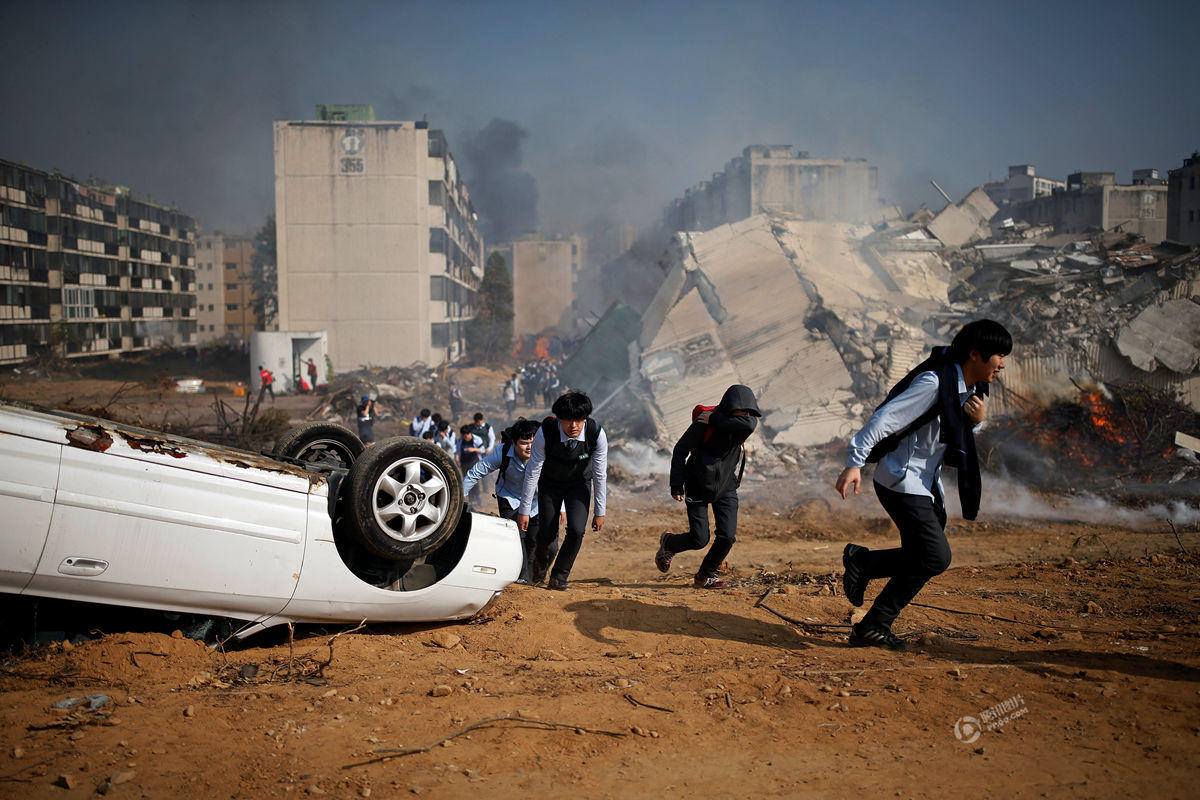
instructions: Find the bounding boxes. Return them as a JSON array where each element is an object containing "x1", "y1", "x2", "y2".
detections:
[
  {"x1": 462, "y1": 419, "x2": 559, "y2": 582},
  {"x1": 517, "y1": 391, "x2": 608, "y2": 591},
  {"x1": 655, "y1": 384, "x2": 760, "y2": 588},
  {"x1": 835, "y1": 319, "x2": 1012, "y2": 650}
]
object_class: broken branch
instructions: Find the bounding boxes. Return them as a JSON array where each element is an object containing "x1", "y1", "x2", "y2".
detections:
[
  {"x1": 622, "y1": 693, "x2": 676, "y2": 713},
  {"x1": 342, "y1": 715, "x2": 627, "y2": 769}
]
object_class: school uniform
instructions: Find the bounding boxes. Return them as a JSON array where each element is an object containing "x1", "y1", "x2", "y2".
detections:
[
  {"x1": 518, "y1": 418, "x2": 607, "y2": 585},
  {"x1": 845, "y1": 359, "x2": 979, "y2": 629},
  {"x1": 463, "y1": 445, "x2": 557, "y2": 581}
]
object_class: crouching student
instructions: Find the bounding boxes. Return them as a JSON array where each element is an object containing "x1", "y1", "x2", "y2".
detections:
[
  {"x1": 835, "y1": 319, "x2": 1012, "y2": 650},
  {"x1": 462, "y1": 419, "x2": 560, "y2": 583},
  {"x1": 517, "y1": 391, "x2": 608, "y2": 591},
  {"x1": 654, "y1": 384, "x2": 760, "y2": 589}
]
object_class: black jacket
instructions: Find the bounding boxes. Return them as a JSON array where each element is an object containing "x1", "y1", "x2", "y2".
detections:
[{"x1": 670, "y1": 384, "x2": 760, "y2": 501}]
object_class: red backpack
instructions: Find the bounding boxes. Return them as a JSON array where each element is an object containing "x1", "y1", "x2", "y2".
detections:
[{"x1": 689, "y1": 403, "x2": 747, "y2": 487}]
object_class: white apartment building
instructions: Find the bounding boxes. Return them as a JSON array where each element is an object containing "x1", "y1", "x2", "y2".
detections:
[{"x1": 273, "y1": 109, "x2": 482, "y2": 370}]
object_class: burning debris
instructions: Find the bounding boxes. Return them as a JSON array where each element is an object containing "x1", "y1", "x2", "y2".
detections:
[{"x1": 980, "y1": 381, "x2": 1200, "y2": 495}]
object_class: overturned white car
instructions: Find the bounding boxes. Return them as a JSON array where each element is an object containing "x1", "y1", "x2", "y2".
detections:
[{"x1": 0, "y1": 402, "x2": 521, "y2": 638}]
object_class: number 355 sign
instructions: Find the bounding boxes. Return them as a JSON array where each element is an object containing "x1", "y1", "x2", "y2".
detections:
[{"x1": 338, "y1": 129, "x2": 365, "y2": 174}]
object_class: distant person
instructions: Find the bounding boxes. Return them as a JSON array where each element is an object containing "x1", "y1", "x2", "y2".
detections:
[
  {"x1": 305, "y1": 358, "x2": 319, "y2": 390},
  {"x1": 503, "y1": 374, "x2": 519, "y2": 418},
  {"x1": 449, "y1": 382, "x2": 465, "y2": 418},
  {"x1": 356, "y1": 395, "x2": 377, "y2": 446},
  {"x1": 257, "y1": 365, "x2": 275, "y2": 402},
  {"x1": 835, "y1": 319, "x2": 1012, "y2": 651},
  {"x1": 655, "y1": 385, "x2": 760, "y2": 589},
  {"x1": 517, "y1": 391, "x2": 608, "y2": 591},
  {"x1": 410, "y1": 408, "x2": 433, "y2": 438},
  {"x1": 541, "y1": 369, "x2": 560, "y2": 408},
  {"x1": 458, "y1": 424, "x2": 485, "y2": 506},
  {"x1": 471, "y1": 412, "x2": 496, "y2": 454},
  {"x1": 462, "y1": 418, "x2": 560, "y2": 583},
  {"x1": 434, "y1": 420, "x2": 457, "y2": 459}
]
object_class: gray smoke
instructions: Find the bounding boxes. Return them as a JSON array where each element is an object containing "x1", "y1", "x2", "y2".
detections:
[{"x1": 460, "y1": 119, "x2": 538, "y2": 246}]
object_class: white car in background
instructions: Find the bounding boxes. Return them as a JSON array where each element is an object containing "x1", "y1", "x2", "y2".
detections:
[{"x1": 0, "y1": 402, "x2": 521, "y2": 639}]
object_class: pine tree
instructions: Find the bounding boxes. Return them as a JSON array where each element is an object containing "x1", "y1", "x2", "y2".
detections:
[
  {"x1": 466, "y1": 250, "x2": 514, "y2": 364},
  {"x1": 250, "y1": 215, "x2": 278, "y2": 329}
]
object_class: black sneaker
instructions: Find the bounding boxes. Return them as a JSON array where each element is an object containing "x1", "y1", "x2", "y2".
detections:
[
  {"x1": 842, "y1": 543, "x2": 869, "y2": 607},
  {"x1": 848, "y1": 622, "x2": 907, "y2": 651},
  {"x1": 531, "y1": 551, "x2": 549, "y2": 585},
  {"x1": 654, "y1": 532, "x2": 674, "y2": 573},
  {"x1": 546, "y1": 577, "x2": 568, "y2": 591},
  {"x1": 693, "y1": 576, "x2": 727, "y2": 589}
]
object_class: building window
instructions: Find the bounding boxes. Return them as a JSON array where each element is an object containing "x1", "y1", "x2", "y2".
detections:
[
  {"x1": 227, "y1": 282, "x2": 238, "y2": 290},
  {"x1": 428, "y1": 181, "x2": 446, "y2": 206},
  {"x1": 226, "y1": 303, "x2": 238, "y2": 311},
  {"x1": 208, "y1": 304, "x2": 215, "y2": 311},
  {"x1": 431, "y1": 276, "x2": 447, "y2": 301},
  {"x1": 431, "y1": 322, "x2": 448, "y2": 347},
  {"x1": 225, "y1": 262, "x2": 237, "y2": 271}
]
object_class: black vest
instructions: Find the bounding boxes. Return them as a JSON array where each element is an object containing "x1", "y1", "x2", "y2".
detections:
[{"x1": 540, "y1": 417, "x2": 601, "y2": 486}]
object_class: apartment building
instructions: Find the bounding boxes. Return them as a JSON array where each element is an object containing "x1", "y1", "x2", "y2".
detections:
[
  {"x1": 274, "y1": 106, "x2": 482, "y2": 369},
  {"x1": 194, "y1": 233, "x2": 258, "y2": 344},
  {"x1": 0, "y1": 159, "x2": 196, "y2": 365},
  {"x1": 1167, "y1": 153, "x2": 1200, "y2": 246},
  {"x1": 1012, "y1": 170, "x2": 1168, "y2": 243},
  {"x1": 983, "y1": 164, "x2": 1066, "y2": 206},
  {"x1": 663, "y1": 145, "x2": 882, "y2": 232},
  {"x1": 494, "y1": 233, "x2": 587, "y2": 337}
]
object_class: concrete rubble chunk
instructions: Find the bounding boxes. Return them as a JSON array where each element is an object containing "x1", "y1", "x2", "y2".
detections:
[
  {"x1": 1115, "y1": 299, "x2": 1200, "y2": 374},
  {"x1": 927, "y1": 188, "x2": 998, "y2": 248}
]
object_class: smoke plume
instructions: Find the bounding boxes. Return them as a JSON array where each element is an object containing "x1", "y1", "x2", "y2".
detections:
[{"x1": 460, "y1": 119, "x2": 538, "y2": 246}]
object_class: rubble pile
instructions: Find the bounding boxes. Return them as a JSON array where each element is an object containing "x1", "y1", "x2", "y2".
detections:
[
  {"x1": 306, "y1": 363, "x2": 435, "y2": 426},
  {"x1": 945, "y1": 234, "x2": 1200, "y2": 367},
  {"x1": 606, "y1": 186, "x2": 1199, "y2": 467}
]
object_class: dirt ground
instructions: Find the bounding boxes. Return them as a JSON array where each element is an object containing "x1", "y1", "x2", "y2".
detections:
[{"x1": 2, "y1": 369, "x2": 1199, "y2": 798}]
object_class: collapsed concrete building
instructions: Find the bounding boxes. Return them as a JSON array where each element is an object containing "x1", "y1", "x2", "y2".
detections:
[
  {"x1": 569, "y1": 191, "x2": 1200, "y2": 453},
  {"x1": 586, "y1": 213, "x2": 951, "y2": 449}
]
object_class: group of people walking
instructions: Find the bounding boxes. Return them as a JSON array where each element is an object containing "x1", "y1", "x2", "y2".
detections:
[{"x1": 454, "y1": 318, "x2": 1013, "y2": 651}]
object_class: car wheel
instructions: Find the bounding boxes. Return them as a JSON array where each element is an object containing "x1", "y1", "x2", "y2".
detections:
[
  {"x1": 343, "y1": 437, "x2": 463, "y2": 560},
  {"x1": 272, "y1": 422, "x2": 364, "y2": 469}
]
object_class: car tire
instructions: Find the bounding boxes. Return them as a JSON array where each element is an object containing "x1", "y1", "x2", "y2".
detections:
[
  {"x1": 272, "y1": 422, "x2": 364, "y2": 469},
  {"x1": 343, "y1": 437, "x2": 463, "y2": 560}
]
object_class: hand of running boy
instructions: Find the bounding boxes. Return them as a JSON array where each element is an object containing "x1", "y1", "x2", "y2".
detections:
[
  {"x1": 672, "y1": 493, "x2": 684, "y2": 502},
  {"x1": 835, "y1": 467, "x2": 861, "y2": 499},
  {"x1": 592, "y1": 515, "x2": 605, "y2": 532},
  {"x1": 963, "y1": 394, "x2": 986, "y2": 425},
  {"x1": 517, "y1": 513, "x2": 530, "y2": 531}
]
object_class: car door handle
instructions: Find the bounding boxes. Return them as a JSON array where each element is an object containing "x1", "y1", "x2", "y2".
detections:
[{"x1": 58, "y1": 557, "x2": 109, "y2": 577}]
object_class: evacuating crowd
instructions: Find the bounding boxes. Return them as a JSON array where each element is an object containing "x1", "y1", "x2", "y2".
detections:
[{"x1": 411, "y1": 318, "x2": 1013, "y2": 651}]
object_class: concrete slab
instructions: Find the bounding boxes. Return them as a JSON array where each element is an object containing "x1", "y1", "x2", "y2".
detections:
[{"x1": 1115, "y1": 298, "x2": 1200, "y2": 374}]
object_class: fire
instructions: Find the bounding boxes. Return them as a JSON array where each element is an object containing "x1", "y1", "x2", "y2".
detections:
[{"x1": 1019, "y1": 391, "x2": 1143, "y2": 470}]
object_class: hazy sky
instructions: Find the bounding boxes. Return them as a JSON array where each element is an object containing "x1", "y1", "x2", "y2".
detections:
[{"x1": 3, "y1": 0, "x2": 1197, "y2": 241}]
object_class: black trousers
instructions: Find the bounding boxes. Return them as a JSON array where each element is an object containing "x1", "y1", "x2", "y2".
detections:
[
  {"x1": 497, "y1": 500, "x2": 553, "y2": 582},
  {"x1": 535, "y1": 481, "x2": 591, "y2": 582},
  {"x1": 664, "y1": 492, "x2": 738, "y2": 580},
  {"x1": 860, "y1": 481, "x2": 952, "y2": 629}
]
